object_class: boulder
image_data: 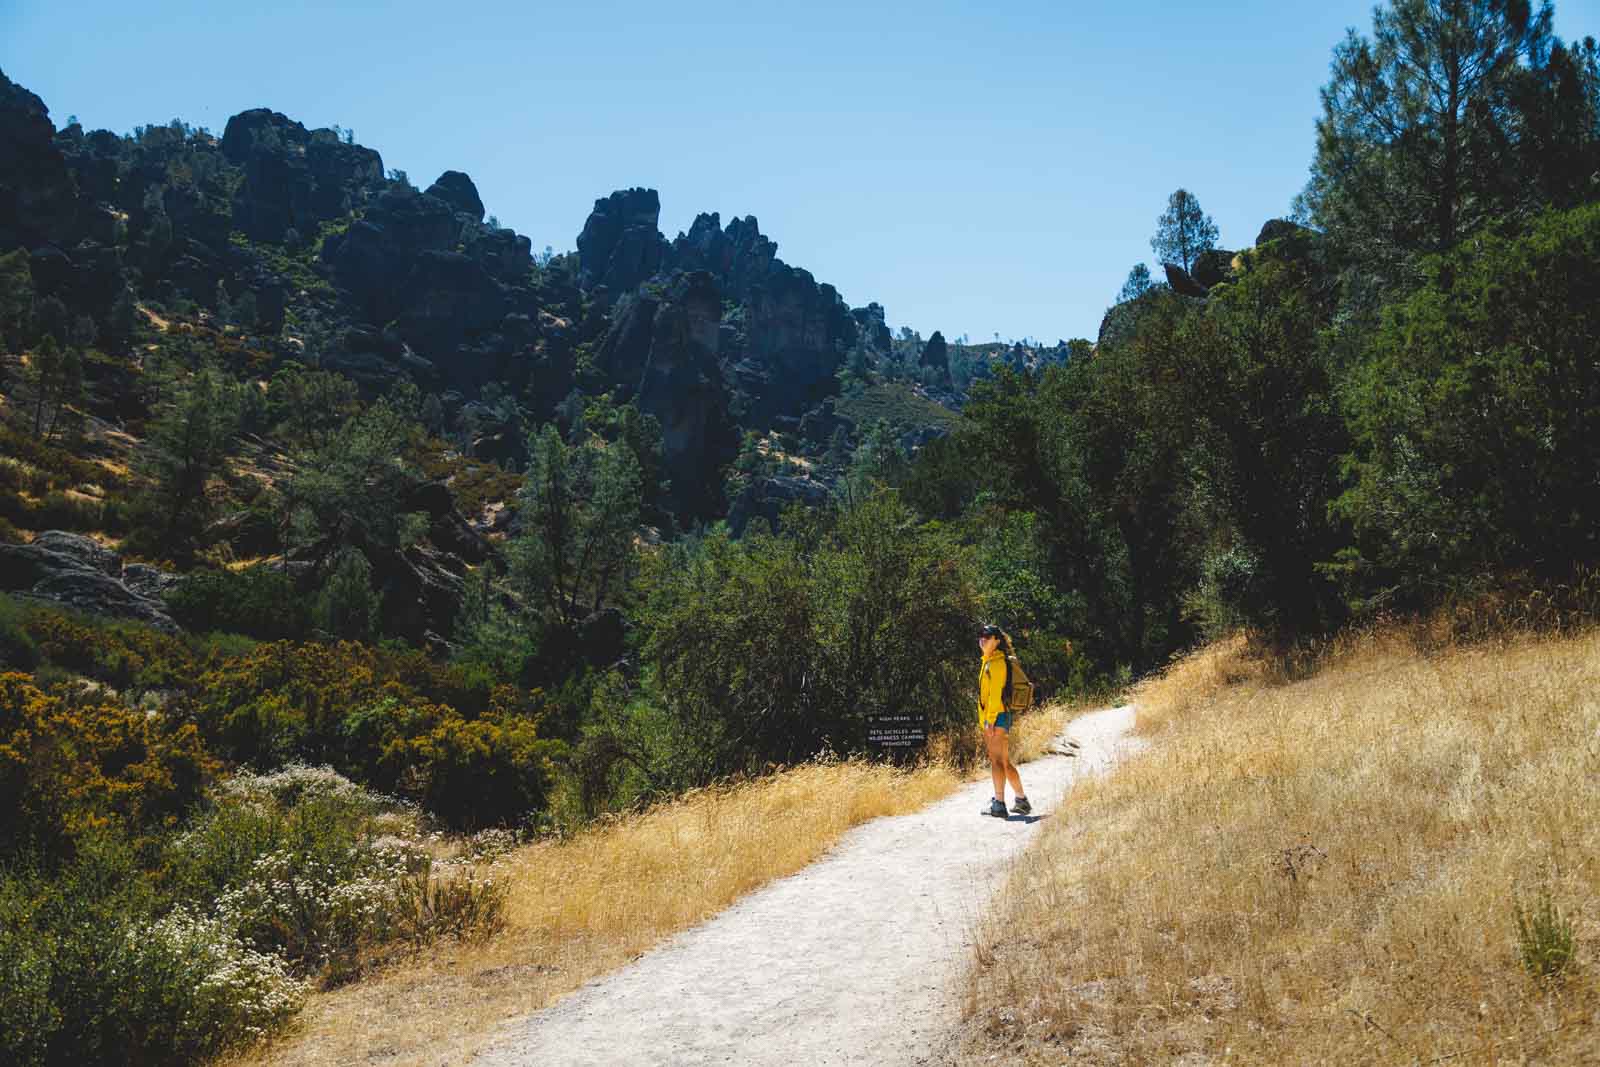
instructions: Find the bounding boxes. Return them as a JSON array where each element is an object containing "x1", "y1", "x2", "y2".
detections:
[
  {"x1": 394, "y1": 250, "x2": 508, "y2": 375},
  {"x1": 727, "y1": 474, "x2": 831, "y2": 537},
  {"x1": 1191, "y1": 248, "x2": 1237, "y2": 289},
  {"x1": 0, "y1": 69, "x2": 78, "y2": 249},
  {"x1": 30, "y1": 531, "x2": 119, "y2": 574},
  {"x1": 1163, "y1": 262, "x2": 1210, "y2": 299},
  {"x1": 465, "y1": 226, "x2": 534, "y2": 284},
  {"x1": 798, "y1": 398, "x2": 854, "y2": 445},
  {"x1": 222, "y1": 109, "x2": 383, "y2": 243},
  {"x1": 0, "y1": 533, "x2": 179, "y2": 632},
  {"x1": 424, "y1": 170, "x2": 485, "y2": 222},
  {"x1": 851, "y1": 302, "x2": 892, "y2": 353},
  {"x1": 672, "y1": 214, "x2": 858, "y2": 424},
  {"x1": 1255, "y1": 218, "x2": 1310, "y2": 247},
  {"x1": 670, "y1": 212, "x2": 779, "y2": 303}
]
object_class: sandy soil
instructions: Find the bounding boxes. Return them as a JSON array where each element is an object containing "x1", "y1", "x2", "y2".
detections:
[{"x1": 473, "y1": 705, "x2": 1140, "y2": 1067}]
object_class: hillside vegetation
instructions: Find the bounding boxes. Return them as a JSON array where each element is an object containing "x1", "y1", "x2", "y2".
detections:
[{"x1": 5, "y1": 0, "x2": 1600, "y2": 1061}]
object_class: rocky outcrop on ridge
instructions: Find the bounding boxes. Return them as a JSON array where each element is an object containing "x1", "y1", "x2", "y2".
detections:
[{"x1": 0, "y1": 532, "x2": 181, "y2": 631}]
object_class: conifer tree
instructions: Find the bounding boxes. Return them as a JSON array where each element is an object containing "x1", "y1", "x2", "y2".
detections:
[{"x1": 1150, "y1": 190, "x2": 1219, "y2": 272}]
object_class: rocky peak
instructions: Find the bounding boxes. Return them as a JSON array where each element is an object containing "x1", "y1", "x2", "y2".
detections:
[
  {"x1": 424, "y1": 170, "x2": 485, "y2": 223},
  {"x1": 222, "y1": 108, "x2": 383, "y2": 242},
  {"x1": 851, "y1": 302, "x2": 891, "y2": 353},
  {"x1": 577, "y1": 187, "x2": 667, "y2": 292},
  {"x1": 670, "y1": 212, "x2": 779, "y2": 303},
  {"x1": 597, "y1": 270, "x2": 735, "y2": 518},
  {"x1": 0, "y1": 66, "x2": 78, "y2": 249}
]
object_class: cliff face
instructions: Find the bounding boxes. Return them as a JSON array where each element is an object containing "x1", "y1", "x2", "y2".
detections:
[{"x1": 596, "y1": 270, "x2": 736, "y2": 517}]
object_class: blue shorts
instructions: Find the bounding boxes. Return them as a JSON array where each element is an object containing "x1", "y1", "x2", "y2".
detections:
[{"x1": 991, "y1": 713, "x2": 1013, "y2": 732}]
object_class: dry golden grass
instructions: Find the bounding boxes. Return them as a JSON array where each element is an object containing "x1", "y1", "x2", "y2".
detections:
[
  {"x1": 233, "y1": 755, "x2": 966, "y2": 1066},
  {"x1": 230, "y1": 700, "x2": 1082, "y2": 1066},
  {"x1": 955, "y1": 627, "x2": 1600, "y2": 1065}
]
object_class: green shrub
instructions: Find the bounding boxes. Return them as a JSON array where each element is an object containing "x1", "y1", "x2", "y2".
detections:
[
  {"x1": 0, "y1": 671, "x2": 217, "y2": 857},
  {"x1": 166, "y1": 565, "x2": 310, "y2": 640},
  {"x1": 633, "y1": 491, "x2": 982, "y2": 787},
  {"x1": 1338, "y1": 202, "x2": 1600, "y2": 601},
  {"x1": 164, "y1": 765, "x2": 508, "y2": 984},
  {"x1": 1514, "y1": 888, "x2": 1577, "y2": 981},
  {"x1": 313, "y1": 547, "x2": 379, "y2": 640},
  {"x1": 0, "y1": 595, "x2": 39, "y2": 671},
  {"x1": 0, "y1": 831, "x2": 305, "y2": 1067}
]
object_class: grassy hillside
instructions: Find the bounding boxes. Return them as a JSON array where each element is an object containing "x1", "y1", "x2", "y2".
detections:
[
  {"x1": 954, "y1": 622, "x2": 1600, "y2": 1064},
  {"x1": 834, "y1": 381, "x2": 963, "y2": 436}
]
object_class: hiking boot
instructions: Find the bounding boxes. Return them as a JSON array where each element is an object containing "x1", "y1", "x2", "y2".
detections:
[
  {"x1": 986, "y1": 797, "x2": 1007, "y2": 818},
  {"x1": 1010, "y1": 795, "x2": 1032, "y2": 816}
]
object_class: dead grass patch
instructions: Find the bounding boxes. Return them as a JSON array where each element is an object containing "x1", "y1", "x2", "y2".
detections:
[
  {"x1": 954, "y1": 627, "x2": 1600, "y2": 1064},
  {"x1": 233, "y1": 701, "x2": 1084, "y2": 1066},
  {"x1": 232, "y1": 756, "x2": 957, "y2": 1065}
]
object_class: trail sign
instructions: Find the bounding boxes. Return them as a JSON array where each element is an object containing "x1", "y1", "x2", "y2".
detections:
[{"x1": 866, "y1": 713, "x2": 928, "y2": 750}]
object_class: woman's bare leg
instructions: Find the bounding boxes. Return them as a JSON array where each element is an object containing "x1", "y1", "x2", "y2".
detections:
[
  {"x1": 997, "y1": 730, "x2": 1025, "y2": 797},
  {"x1": 985, "y1": 726, "x2": 1007, "y2": 800}
]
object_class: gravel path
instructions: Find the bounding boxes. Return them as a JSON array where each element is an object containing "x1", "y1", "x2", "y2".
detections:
[{"x1": 474, "y1": 705, "x2": 1140, "y2": 1067}]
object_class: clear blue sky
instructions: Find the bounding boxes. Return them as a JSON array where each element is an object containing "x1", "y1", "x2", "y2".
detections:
[{"x1": 7, "y1": 0, "x2": 1600, "y2": 343}]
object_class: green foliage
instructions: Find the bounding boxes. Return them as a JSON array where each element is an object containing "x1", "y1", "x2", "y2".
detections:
[
  {"x1": 1176, "y1": 243, "x2": 1350, "y2": 636},
  {"x1": 1303, "y1": 0, "x2": 1561, "y2": 272},
  {"x1": 165, "y1": 564, "x2": 310, "y2": 640},
  {"x1": 127, "y1": 361, "x2": 245, "y2": 561},
  {"x1": 228, "y1": 228, "x2": 336, "y2": 300},
  {"x1": 0, "y1": 671, "x2": 217, "y2": 858},
  {"x1": 832, "y1": 381, "x2": 962, "y2": 437},
  {"x1": 900, "y1": 431, "x2": 978, "y2": 519},
  {"x1": 1336, "y1": 202, "x2": 1600, "y2": 600},
  {"x1": 182, "y1": 641, "x2": 558, "y2": 828},
  {"x1": 510, "y1": 423, "x2": 644, "y2": 628},
  {"x1": 12, "y1": 598, "x2": 208, "y2": 693},
  {"x1": 838, "y1": 419, "x2": 910, "y2": 503},
  {"x1": 1117, "y1": 262, "x2": 1153, "y2": 302},
  {"x1": 0, "y1": 830, "x2": 306, "y2": 1067},
  {"x1": 1150, "y1": 188, "x2": 1219, "y2": 271},
  {"x1": 1513, "y1": 886, "x2": 1577, "y2": 981},
  {"x1": 628, "y1": 491, "x2": 981, "y2": 789},
  {"x1": 23, "y1": 335, "x2": 83, "y2": 441},
  {"x1": 265, "y1": 362, "x2": 360, "y2": 446},
  {"x1": 282, "y1": 395, "x2": 423, "y2": 558},
  {"x1": 314, "y1": 547, "x2": 380, "y2": 641},
  {"x1": 975, "y1": 510, "x2": 1072, "y2": 637},
  {"x1": 0, "y1": 247, "x2": 33, "y2": 353}
]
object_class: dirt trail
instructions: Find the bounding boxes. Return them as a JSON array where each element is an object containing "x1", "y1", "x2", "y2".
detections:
[{"x1": 474, "y1": 705, "x2": 1140, "y2": 1067}]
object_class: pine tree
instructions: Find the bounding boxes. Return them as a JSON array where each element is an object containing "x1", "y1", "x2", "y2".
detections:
[
  {"x1": 1150, "y1": 190, "x2": 1219, "y2": 272},
  {"x1": 1118, "y1": 263, "x2": 1154, "y2": 302},
  {"x1": 1302, "y1": 0, "x2": 1556, "y2": 268}
]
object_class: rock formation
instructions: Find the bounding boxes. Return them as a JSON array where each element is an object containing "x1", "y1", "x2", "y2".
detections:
[
  {"x1": 596, "y1": 270, "x2": 737, "y2": 517},
  {"x1": 577, "y1": 187, "x2": 668, "y2": 293},
  {"x1": 0, "y1": 532, "x2": 180, "y2": 631},
  {"x1": 221, "y1": 109, "x2": 384, "y2": 243}
]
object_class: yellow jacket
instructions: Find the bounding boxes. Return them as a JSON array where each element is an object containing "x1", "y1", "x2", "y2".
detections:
[{"x1": 978, "y1": 648, "x2": 1008, "y2": 728}]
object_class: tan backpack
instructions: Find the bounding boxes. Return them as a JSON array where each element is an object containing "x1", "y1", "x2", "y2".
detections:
[{"x1": 1000, "y1": 633, "x2": 1035, "y2": 712}]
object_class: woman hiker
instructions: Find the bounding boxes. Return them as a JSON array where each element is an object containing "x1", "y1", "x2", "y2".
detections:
[{"x1": 978, "y1": 623, "x2": 1028, "y2": 817}]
